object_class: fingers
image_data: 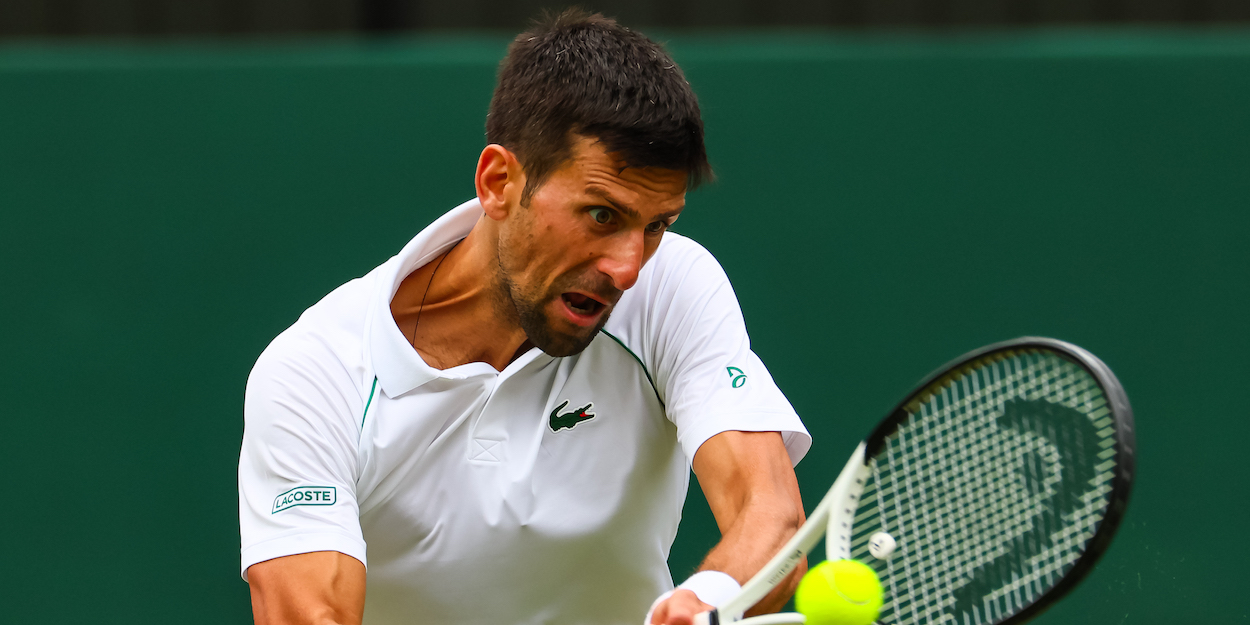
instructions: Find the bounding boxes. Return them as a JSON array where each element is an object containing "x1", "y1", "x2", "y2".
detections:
[{"x1": 651, "y1": 589, "x2": 714, "y2": 625}]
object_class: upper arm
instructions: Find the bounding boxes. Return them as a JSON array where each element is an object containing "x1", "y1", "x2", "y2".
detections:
[
  {"x1": 691, "y1": 430, "x2": 804, "y2": 535},
  {"x1": 248, "y1": 551, "x2": 366, "y2": 625}
]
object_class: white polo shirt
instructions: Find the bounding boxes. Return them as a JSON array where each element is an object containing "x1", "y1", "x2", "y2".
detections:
[{"x1": 239, "y1": 199, "x2": 810, "y2": 625}]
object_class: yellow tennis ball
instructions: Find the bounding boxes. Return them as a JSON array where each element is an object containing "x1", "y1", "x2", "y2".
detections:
[{"x1": 794, "y1": 559, "x2": 883, "y2": 625}]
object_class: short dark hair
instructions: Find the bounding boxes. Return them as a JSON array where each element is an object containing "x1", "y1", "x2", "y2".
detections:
[{"x1": 486, "y1": 9, "x2": 712, "y2": 203}]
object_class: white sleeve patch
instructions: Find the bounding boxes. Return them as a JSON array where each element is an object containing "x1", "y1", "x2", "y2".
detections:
[{"x1": 272, "y1": 486, "x2": 338, "y2": 513}]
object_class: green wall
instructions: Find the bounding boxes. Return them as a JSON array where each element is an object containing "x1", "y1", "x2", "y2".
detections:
[{"x1": 1, "y1": 32, "x2": 1246, "y2": 624}]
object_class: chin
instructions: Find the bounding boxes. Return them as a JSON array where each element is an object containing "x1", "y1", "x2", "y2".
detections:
[
  {"x1": 525, "y1": 315, "x2": 609, "y2": 358},
  {"x1": 532, "y1": 326, "x2": 601, "y2": 358},
  {"x1": 511, "y1": 287, "x2": 613, "y2": 357}
]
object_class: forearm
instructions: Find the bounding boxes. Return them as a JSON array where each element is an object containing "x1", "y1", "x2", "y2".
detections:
[
  {"x1": 697, "y1": 490, "x2": 806, "y2": 614},
  {"x1": 690, "y1": 430, "x2": 807, "y2": 616}
]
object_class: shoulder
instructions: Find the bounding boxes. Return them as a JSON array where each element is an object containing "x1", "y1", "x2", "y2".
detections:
[
  {"x1": 615, "y1": 232, "x2": 737, "y2": 318},
  {"x1": 604, "y1": 232, "x2": 742, "y2": 367},
  {"x1": 246, "y1": 269, "x2": 380, "y2": 424},
  {"x1": 644, "y1": 232, "x2": 725, "y2": 279},
  {"x1": 619, "y1": 232, "x2": 734, "y2": 314}
]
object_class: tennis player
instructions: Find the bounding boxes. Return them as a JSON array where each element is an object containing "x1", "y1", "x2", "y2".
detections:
[{"x1": 239, "y1": 10, "x2": 810, "y2": 625}]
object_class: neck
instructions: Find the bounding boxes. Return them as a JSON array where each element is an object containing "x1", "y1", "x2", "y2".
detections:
[{"x1": 390, "y1": 217, "x2": 530, "y2": 371}]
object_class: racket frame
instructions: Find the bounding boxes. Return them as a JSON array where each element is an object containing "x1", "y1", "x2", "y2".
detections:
[
  {"x1": 698, "y1": 337, "x2": 1135, "y2": 625},
  {"x1": 866, "y1": 336, "x2": 1135, "y2": 624}
]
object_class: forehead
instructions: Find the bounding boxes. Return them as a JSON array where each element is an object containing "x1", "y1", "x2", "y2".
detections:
[{"x1": 550, "y1": 136, "x2": 688, "y2": 210}]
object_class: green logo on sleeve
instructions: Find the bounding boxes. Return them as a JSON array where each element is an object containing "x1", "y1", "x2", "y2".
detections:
[
  {"x1": 549, "y1": 400, "x2": 596, "y2": 432},
  {"x1": 727, "y1": 366, "x2": 747, "y2": 388},
  {"x1": 272, "y1": 486, "x2": 337, "y2": 514}
]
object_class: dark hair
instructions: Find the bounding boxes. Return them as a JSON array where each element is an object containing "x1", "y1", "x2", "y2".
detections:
[{"x1": 486, "y1": 9, "x2": 712, "y2": 203}]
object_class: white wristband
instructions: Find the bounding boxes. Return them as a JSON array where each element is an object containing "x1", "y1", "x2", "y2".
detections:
[
  {"x1": 644, "y1": 571, "x2": 742, "y2": 625},
  {"x1": 645, "y1": 572, "x2": 740, "y2": 625},
  {"x1": 678, "y1": 570, "x2": 742, "y2": 609}
]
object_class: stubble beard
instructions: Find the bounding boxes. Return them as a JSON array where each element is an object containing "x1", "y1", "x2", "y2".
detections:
[{"x1": 492, "y1": 259, "x2": 614, "y2": 358}]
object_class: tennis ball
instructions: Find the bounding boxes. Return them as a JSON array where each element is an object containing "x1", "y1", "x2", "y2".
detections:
[{"x1": 794, "y1": 559, "x2": 883, "y2": 625}]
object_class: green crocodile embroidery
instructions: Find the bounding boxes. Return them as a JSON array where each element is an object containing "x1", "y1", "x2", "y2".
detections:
[{"x1": 549, "y1": 400, "x2": 596, "y2": 432}]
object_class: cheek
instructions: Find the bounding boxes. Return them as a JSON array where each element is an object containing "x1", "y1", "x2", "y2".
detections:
[
  {"x1": 644, "y1": 238, "x2": 663, "y2": 261},
  {"x1": 503, "y1": 226, "x2": 565, "y2": 293},
  {"x1": 502, "y1": 206, "x2": 602, "y2": 295}
]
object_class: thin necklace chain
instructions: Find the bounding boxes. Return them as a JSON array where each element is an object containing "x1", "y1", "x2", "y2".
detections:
[{"x1": 409, "y1": 240, "x2": 460, "y2": 348}]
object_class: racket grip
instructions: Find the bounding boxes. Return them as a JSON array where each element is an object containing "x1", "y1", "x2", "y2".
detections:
[
  {"x1": 694, "y1": 610, "x2": 807, "y2": 625},
  {"x1": 737, "y1": 614, "x2": 806, "y2": 625},
  {"x1": 693, "y1": 610, "x2": 719, "y2": 625}
]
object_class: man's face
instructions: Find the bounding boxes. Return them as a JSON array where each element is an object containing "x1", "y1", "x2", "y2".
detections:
[{"x1": 495, "y1": 135, "x2": 687, "y2": 357}]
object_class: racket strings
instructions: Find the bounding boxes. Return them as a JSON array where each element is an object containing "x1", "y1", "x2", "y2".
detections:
[{"x1": 849, "y1": 351, "x2": 1117, "y2": 625}]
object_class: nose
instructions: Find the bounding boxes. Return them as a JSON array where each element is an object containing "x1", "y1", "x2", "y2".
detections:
[{"x1": 597, "y1": 229, "x2": 645, "y2": 291}]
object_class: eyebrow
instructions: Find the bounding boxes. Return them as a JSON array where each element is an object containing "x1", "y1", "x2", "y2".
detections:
[{"x1": 586, "y1": 186, "x2": 684, "y2": 221}]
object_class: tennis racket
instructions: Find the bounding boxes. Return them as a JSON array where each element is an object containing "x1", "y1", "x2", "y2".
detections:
[{"x1": 698, "y1": 337, "x2": 1136, "y2": 625}]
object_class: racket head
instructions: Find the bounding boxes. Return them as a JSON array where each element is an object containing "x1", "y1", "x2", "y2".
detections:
[{"x1": 842, "y1": 337, "x2": 1135, "y2": 625}]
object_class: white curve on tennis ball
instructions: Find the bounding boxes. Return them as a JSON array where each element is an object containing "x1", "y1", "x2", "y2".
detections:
[
  {"x1": 868, "y1": 532, "x2": 896, "y2": 559},
  {"x1": 835, "y1": 584, "x2": 870, "y2": 606}
]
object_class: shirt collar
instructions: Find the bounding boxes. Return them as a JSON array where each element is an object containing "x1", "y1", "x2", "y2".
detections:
[{"x1": 368, "y1": 198, "x2": 484, "y2": 398}]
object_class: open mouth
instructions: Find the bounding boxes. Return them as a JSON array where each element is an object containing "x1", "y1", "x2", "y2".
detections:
[{"x1": 561, "y1": 292, "x2": 606, "y2": 318}]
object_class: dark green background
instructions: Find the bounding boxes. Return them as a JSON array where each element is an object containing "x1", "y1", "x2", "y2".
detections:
[{"x1": 1, "y1": 31, "x2": 1246, "y2": 624}]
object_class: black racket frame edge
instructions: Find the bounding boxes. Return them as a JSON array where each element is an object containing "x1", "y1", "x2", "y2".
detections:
[{"x1": 861, "y1": 336, "x2": 1136, "y2": 625}]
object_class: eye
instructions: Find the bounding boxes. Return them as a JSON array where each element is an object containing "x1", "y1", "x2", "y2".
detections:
[
  {"x1": 589, "y1": 207, "x2": 613, "y2": 225},
  {"x1": 645, "y1": 220, "x2": 668, "y2": 235}
]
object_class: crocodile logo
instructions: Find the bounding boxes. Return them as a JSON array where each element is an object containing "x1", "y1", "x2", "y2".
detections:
[{"x1": 549, "y1": 400, "x2": 596, "y2": 432}]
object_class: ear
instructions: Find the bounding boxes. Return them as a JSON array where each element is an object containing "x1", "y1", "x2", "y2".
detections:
[{"x1": 476, "y1": 144, "x2": 525, "y2": 221}]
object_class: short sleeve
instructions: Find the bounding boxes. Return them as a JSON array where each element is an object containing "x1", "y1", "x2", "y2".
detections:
[
  {"x1": 238, "y1": 328, "x2": 368, "y2": 580},
  {"x1": 644, "y1": 237, "x2": 812, "y2": 465}
]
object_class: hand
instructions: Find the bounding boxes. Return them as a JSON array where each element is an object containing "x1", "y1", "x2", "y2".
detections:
[{"x1": 649, "y1": 589, "x2": 715, "y2": 625}]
